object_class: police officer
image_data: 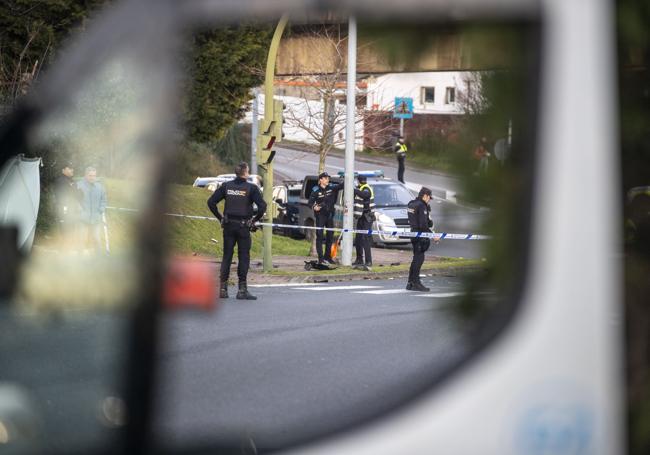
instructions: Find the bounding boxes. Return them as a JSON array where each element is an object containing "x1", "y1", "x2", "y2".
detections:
[
  {"x1": 407, "y1": 187, "x2": 435, "y2": 291},
  {"x1": 308, "y1": 171, "x2": 343, "y2": 264},
  {"x1": 352, "y1": 175, "x2": 375, "y2": 269},
  {"x1": 208, "y1": 162, "x2": 266, "y2": 300},
  {"x1": 394, "y1": 136, "x2": 408, "y2": 184}
]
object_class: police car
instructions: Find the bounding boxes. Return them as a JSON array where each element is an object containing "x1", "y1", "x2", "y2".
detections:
[
  {"x1": 333, "y1": 170, "x2": 432, "y2": 246},
  {"x1": 193, "y1": 174, "x2": 262, "y2": 191}
]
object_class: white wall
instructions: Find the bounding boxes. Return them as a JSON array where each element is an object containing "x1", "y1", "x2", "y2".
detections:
[
  {"x1": 242, "y1": 94, "x2": 365, "y2": 151},
  {"x1": 366, "y1": 71, "x2": 476, "y2": 115}
]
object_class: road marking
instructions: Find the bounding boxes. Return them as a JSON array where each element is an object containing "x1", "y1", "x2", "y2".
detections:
[
  {"x1": 413, "y1": 292, "x2": 465, "y2": 298},
  {"x1": 354, "y1": 289, "x2": 413, "y2": 295},
  {"x1": 291, "y1": 285, "x2": 381, "y2": 291},
  {"x1": 249, "y1": 283, "x2": 324, "y2": 288}
]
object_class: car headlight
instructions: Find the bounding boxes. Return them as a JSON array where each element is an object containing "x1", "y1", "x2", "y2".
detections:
[{"x1": 375, "y1": 213, "x2": 395, "y2": 226}]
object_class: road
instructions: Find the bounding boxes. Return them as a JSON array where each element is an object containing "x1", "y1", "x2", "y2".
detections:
[
  {"x1": 272, "y1": 146, "x2": 488, "y2": 260},
  {"x1": 153, "y1": 276, "x2": 472, "y2": 451}
]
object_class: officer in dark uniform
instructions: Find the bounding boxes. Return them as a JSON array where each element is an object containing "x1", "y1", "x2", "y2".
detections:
[
  {"x1": 208, "y1": 162, "x2": 267, "y2": 300},
  {"x1": 407, "y1": 187, "x2": 435, "y2": 291},
  {"x1": 308, "y1": 171, "x2": 343, "y2": 264},
  {"x1": 352, "y1": 175, "x2": 375, "y2": 269}
]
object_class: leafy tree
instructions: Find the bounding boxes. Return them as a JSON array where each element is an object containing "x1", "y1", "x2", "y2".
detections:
[
  {"x1": 0, "y1": 0, "x2": 106, "y2": 107},
  {"x1": 185, "y1": 26, "x2": 272, "y2": 143}
]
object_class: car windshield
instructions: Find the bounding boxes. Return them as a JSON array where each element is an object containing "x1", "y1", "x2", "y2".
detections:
[
  {"x1": 373, "y1": 183, "x2": 414, "y2": 208},
  {"x1": 288, "y1": 189, "x2": 301, "y2": 203}
]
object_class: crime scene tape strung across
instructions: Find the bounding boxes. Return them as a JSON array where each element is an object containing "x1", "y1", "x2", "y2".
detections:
[{"x1": 106, "y1": 206, "x2": 490, "y2": 241}]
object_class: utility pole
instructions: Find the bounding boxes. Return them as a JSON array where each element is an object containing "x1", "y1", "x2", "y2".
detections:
[
  {"x1": 342, "y1": 16, "x2": 357, "y2": 266},
  {"x1": 251, "y1": 88, "x2": 259, "y2": 172},
  {"x1": 259, "y1": 14, "x2": 289, "y2": 273}
]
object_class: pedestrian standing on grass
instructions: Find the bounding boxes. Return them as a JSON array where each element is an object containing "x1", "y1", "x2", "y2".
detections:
[
  {"x1": 77, "y1": 166, "x2": 107, "y2": 254},
  {"x1": 54, "y1": 161, "x2": 82, "y2": 251}
]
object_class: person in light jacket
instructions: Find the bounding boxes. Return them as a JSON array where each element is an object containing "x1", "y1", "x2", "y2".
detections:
[{"x1": 77, "y1": 166, "x2": 107, "y2": 253}]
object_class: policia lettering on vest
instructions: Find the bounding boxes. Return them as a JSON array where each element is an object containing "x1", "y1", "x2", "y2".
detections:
[
  {"x1": 308, "y1": 172, "x2": 344, "y2": 264},
  {"x1": 352, "y1": 175, "x2": 375, "y2": 269},
  {"x1": 207, "y1": 162, "x2": 267, "y2": 300},
  {"x1": 406, "y1": 186, "x2": 438, "y2": 292}
]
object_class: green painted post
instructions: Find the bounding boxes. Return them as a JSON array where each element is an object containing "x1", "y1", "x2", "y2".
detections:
[{"x1": 260, "y1": 14, "x2": 289, "y2": 273}]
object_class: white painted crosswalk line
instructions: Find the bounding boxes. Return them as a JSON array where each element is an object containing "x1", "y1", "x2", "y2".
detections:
[
  {"x1": 413, "y1": 292, "x2": 464, "y2": 298},
  {"x1": 354, "y1": 289, "x2": 414, "y2": 295},
  {"x1": 250, "y1": 283, "x2": 324, "y2": 288},
  {"x1": 291, "y1": 285, "x2": 381, "y2": 291}
]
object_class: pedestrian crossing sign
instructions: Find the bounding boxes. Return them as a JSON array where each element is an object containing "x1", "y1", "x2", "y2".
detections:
[{"x1": 393, "y1": 97, "x2": 414, "y2": 119}]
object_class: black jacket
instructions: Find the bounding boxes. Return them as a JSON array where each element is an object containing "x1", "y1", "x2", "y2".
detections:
[
  {"x1": 308, "y1": 182, "x2": 343, "y2": 215},
  {"x1": 407, "y1": 198, "x2": 432, "y2": 233},
  {"x1": 207, "y1": 177, "x2": 266, "y2": 222}
]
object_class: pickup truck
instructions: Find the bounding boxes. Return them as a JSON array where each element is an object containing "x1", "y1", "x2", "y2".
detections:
[{"x1": 295, "y1": 174, "x2": 343, "y2": 241}]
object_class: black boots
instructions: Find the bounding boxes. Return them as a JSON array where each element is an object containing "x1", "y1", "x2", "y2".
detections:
[
  {"x1": 220, "y1": 281, "x2": 228, "y2": 299},
  {"x1": 236, "y1": 281, "x2": 257, "y2": 300},
  {"x1": 412, "y1": 280, "x2": 430, "y2": 292},
  {"x1": 406, "y1": 280, "x2": 430, "y2": 292}
]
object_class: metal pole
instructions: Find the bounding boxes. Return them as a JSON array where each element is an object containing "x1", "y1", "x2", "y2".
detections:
[
  {"x1": 262, "y1": 14, "x2": 289, "y2": 273},
  {"x1": 251, "y1": 88, "x2": 259, "y2": 172},
  {"x1": 400, "y1": 117, "x2": 404, "y2": 137},
  {"x1": 342, "y1": 16, "x2": 357, "y2": 266}
]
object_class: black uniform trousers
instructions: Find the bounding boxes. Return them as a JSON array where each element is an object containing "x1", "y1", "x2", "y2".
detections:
[
  {"x1": 220, "y1": 220, "x2": 251, "y2": 284},
  {"x1": 315, "y1": 211, "x2": 334, "y2": 261},
  {"x1": 397, "y1": 154, "x2": 406, "y2": 183},
  {"x1": 354, "y1": 214, "x2": 373, "y2": 265},
  {"x1": 408, "y1": 238, "x2": 430, "y2": 283}
]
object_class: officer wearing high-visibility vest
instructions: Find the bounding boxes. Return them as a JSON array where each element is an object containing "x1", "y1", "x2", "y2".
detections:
[
  {"x1": 207, "y1": 162, "x2": 266, "y2": 300},
  {"x1": 394, "y1": 136, "x2": 407, "y2": 184},
  {"x1": 308, "y1": 172, "x2": 344, "y2": 264},
  {"x1": 352, "y1": 175, "x2": 375, "y2": 269},
  {"x1": 407, "y1": 186, "x2": 435, "y2": 291}
]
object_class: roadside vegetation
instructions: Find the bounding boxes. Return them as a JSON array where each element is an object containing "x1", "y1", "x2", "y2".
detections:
[{"x1": 34, "y1": 179, "x2": 310, "y2": 258}]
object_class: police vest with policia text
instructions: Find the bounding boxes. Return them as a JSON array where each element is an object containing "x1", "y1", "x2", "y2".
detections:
[
  {"x1": 353, "y1": 184, "x2": 376, "y2": 218},
  {"x1": 223, "y1": 180, "x2": 252, "y2": 218}
]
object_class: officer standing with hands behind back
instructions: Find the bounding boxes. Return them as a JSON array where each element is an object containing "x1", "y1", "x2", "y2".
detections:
[
  {"x1": 208, "y1": 162, "x2": 266, "y2": 300},
  {"x1": 407, "y1": 187, "x2": 437, "y2": 291}
]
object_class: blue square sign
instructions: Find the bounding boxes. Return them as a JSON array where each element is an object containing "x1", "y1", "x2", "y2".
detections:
[{"x1": 393, "y1": 97, "x2": 414, "y2": 119}]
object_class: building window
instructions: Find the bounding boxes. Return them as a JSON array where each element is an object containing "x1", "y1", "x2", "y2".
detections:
[
  {"x1": 421, "y1": 86, "x2": 435, "y2": 104},
  {"x1": 445, "y1": 87, "x2": 456, "y2": 104}
]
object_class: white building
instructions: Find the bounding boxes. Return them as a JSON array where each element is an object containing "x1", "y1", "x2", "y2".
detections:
[{"x1": 365, "y1": 71, "x2": 476, "y2": 115}]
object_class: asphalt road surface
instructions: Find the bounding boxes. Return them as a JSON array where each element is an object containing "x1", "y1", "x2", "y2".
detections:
[
  {"x1": 153, "y1": 276, "x2": 473, "y2": 451},
  {"x1": 272, "y1": 146, "x2": 488, "y2": 260}
]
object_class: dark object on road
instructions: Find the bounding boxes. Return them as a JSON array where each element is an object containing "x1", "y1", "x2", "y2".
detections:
[{"x1": 304, "y1": 260, "x2": 334, "y2": 271}]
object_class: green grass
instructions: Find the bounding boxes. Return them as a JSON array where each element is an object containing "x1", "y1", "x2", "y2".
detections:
[{"x1": 36, "y1": 179, "x2": 311, "y2": 258}]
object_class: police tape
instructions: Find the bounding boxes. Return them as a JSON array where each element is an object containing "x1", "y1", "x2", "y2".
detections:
[{"x1": 106, "y1": 206, "x2": 490, "y2": 240}]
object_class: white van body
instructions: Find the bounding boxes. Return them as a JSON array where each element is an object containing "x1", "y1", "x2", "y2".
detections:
[{"x1": 291, "y1": 0, "x2": 624, "y2": 453}]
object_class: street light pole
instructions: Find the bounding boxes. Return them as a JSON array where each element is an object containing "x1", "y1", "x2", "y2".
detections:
[
  {"x1": 251, "y1": 87, "x2": 259, "y2": 171},
  {"x1": 342, "y1": 16, "x2": 357, "y2": 266},
  {"x1": 260, "y1": 14, "x2": 289, "y2": 273}
]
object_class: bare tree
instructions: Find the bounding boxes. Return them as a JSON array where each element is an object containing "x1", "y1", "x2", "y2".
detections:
[{"x1": 280, "y1": 24, "x2": 394, "y2": 174}]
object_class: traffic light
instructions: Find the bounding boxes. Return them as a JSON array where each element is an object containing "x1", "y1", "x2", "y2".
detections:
[
  {"x1": 272, "y1": 99, "x2": 285, "y2": 142},
  {"x1": 256, "y1": 132, "x2": 275, "y2": 165}
]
